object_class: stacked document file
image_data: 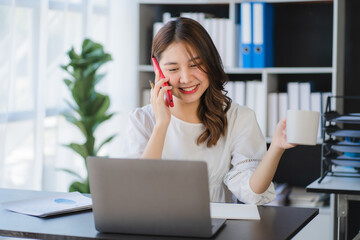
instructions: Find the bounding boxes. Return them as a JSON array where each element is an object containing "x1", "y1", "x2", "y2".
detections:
[{"x1": 238, "y1": 2, "x2": 274, "y2": 68}]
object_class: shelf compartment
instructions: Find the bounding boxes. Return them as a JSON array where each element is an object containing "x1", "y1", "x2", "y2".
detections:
[
  {"x1": 272, "y1": 1, "x2": 333, "y2": 67},
  {"x1": 324, "y1": 113, "x2": 360, "y2": 124},
  {"x1": 331, "y1": 159, "x2": 360, "y2": 169},
  {"x1": 331, "y1": 145, "x2": 360, "y2": 154},
  {"x1": 324, "y1": 140, "x2": 360, "y2": 146},
  {"x1": 324, "y1": 154, "x2": 360, "y2": 161},
  {"x1": 325, "y1": 129, "x2": 360, "y2": 138}
]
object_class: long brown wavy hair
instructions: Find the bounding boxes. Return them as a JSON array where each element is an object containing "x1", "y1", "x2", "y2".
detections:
[{"x1": 151, "y1": 17, "x2": 231, "y2": 147}]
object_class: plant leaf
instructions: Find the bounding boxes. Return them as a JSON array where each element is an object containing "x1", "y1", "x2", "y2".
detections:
[
  {"x1": 82, "y1": 39, "x2": 96, "y2": 54},
  {"x1": 84, "y1": 94, "x2": 107, "y2": 116},
  {"x1": 95, "y1": 134, "x2": 117, "y2": 155},
  {"x1": 63, "y1": 100, "x2": 82, "y2": 117},
  {"x1": 69, "y1": 181, "x2": 90, "y2": 193},
  {"x1": 72, "y1": 82, "x2": 87, "y2": 107},
  {"x1": 94, "y1": 73, "x2": 106, "y2": 85},
  {"x1": 95, "y1": 94, "x2": 110, "y2": 115},
  {"x1": 92, "y1": 113, "x2": 115, "y2": 132},
  {"x1": 82, "y1": 56, "x2": 112, "y2": 79},
  {"x1": 62, "y1": 114, "x2": 88, "y2": 138},
  {"x1": 63, "y1": 78, "x2": 73, "y2": 88},
  {"x1": 68, "y1": 47, "x2": 80, "y2": 60},
  {"x1": 64, "y1": 143, "x2": 88, "y2": 160}
]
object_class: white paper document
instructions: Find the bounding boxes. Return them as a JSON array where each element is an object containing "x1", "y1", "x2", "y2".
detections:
[
  {"x1": 210, "y1": 202, "x2": 260, "y2": 220},
  {"x1": 2, "y1": 192, "x2": 92, "y2": 217}
]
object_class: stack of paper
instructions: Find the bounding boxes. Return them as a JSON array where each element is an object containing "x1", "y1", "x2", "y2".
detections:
[
  {"x1": 2, "y1": 192, "x2": 92, "y2": 217},
  {"x1": 210, "y1": 202, "x2": 260, "y2": 220},
  {"x1": 288, "y1": 187, "x2": 329, "y2": 207}
]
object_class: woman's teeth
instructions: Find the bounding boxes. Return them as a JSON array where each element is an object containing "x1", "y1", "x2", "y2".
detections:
[{"x1": 181, "y1": 85, "x2": 197, "y2": 91}]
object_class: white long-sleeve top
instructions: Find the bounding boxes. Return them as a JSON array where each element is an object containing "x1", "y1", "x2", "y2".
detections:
[{"x1": 121, "y1": 103, "x2": 276, "y2": 205}]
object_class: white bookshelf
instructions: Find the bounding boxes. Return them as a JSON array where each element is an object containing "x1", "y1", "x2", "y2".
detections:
[{"x1": 136, "y1": 0, "x2": 344, "y2": 140}]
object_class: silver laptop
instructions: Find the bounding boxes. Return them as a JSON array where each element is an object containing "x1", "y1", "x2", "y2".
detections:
[{"x1": 87, "y1": 157, "x2": 226, "y2": 238}]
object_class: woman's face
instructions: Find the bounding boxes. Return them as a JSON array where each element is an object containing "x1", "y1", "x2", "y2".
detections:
[{"x1": 159, "y1": 41, "x2": 209, "y2": 106}]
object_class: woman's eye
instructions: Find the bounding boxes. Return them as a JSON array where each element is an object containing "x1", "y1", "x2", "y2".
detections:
[
  {"x1": 191, "y1": 62, "x2": 202, "y2": 68},
  {"x1": 168, "y1": 68, "x2": 178, "y2": 72}
]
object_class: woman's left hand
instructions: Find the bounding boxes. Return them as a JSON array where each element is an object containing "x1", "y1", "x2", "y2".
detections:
[{"x1": 272, "y1": 117, "x2": 296, "y2": 150}]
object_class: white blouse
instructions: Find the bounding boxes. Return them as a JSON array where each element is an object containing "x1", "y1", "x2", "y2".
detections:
[{"x1": 121, "y1": 103, "x2": 276, "y2": 205}]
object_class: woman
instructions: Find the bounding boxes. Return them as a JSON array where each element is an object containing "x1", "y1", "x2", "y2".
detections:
[{"x1": 123, "y1": 17, "x2": 295, "y2": 204}]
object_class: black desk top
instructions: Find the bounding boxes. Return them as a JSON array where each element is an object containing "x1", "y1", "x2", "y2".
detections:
[
  {"x1": 0, "y1": 188, "x2": 318, "y2": 240},
  {"x1": 307, "y1": 176, "x2": 360, "y2": 195}
]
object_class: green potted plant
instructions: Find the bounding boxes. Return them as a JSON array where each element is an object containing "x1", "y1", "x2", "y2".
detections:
[{"x1": 60, "y1": 38, "x2": 116, "y2": 193}]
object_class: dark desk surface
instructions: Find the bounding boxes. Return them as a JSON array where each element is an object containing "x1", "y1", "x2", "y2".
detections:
[
  {"x1": 307, "y1": 176, "x2": 360, "y2": 195},
  {"x1": 0, "y1": 188, "x2": 318, "y2": 240}
]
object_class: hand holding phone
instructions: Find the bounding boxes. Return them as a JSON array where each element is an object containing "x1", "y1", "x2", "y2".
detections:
[{"x1": 152, "y1": 57, "x2": 174, "y2": 107}]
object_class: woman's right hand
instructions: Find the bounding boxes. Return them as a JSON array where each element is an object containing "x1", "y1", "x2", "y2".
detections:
[
  {"x1": 150, "y1": 71, "x2": 172, "y2": 127},
  {"x1": 271, "y1": 117, "x2": 296, "y2": 150},
  {"x1": 142, "y1": 74, "x2": 172, "y2": 159}
]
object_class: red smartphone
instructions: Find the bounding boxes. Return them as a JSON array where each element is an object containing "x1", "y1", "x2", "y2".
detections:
[{"x1": 152, "y1": 57, "x2": 174, "y2": 107}]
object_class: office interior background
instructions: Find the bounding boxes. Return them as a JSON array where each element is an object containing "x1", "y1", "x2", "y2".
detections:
[
  {"x1": 0, "y1": 0, "x2": 359, "y2": 196},
  {"x1": 0, "y1": 0, "x2": 138, "y2": 191}
]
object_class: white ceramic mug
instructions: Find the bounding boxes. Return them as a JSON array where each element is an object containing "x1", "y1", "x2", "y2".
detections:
[{"x1": 286, "y1": 110, "x2": 320, "y2": 145}]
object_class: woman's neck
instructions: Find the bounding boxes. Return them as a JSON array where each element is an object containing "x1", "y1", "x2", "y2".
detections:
[{"x1": 170, "y1": 99, "x2": 201, "y2": 123}]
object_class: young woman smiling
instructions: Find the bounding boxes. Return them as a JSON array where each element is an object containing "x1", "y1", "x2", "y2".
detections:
[{"x1": 122, "y1": 17, "x2": 295, "y2": 204}]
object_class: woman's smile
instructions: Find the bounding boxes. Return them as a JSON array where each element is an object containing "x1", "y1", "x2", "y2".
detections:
[{"x1": 179, "y1": 84, "x2": 200, "y2": 94}]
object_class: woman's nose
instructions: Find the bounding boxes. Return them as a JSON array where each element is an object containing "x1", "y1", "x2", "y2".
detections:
[{"x1": 179, "y1": 69, "x2": 191, "y2": 84}]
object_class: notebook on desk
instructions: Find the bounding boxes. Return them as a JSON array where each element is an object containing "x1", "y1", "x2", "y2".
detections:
[{"x1": 87, "y1": 157, "x2": 226, "y2": 238}]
